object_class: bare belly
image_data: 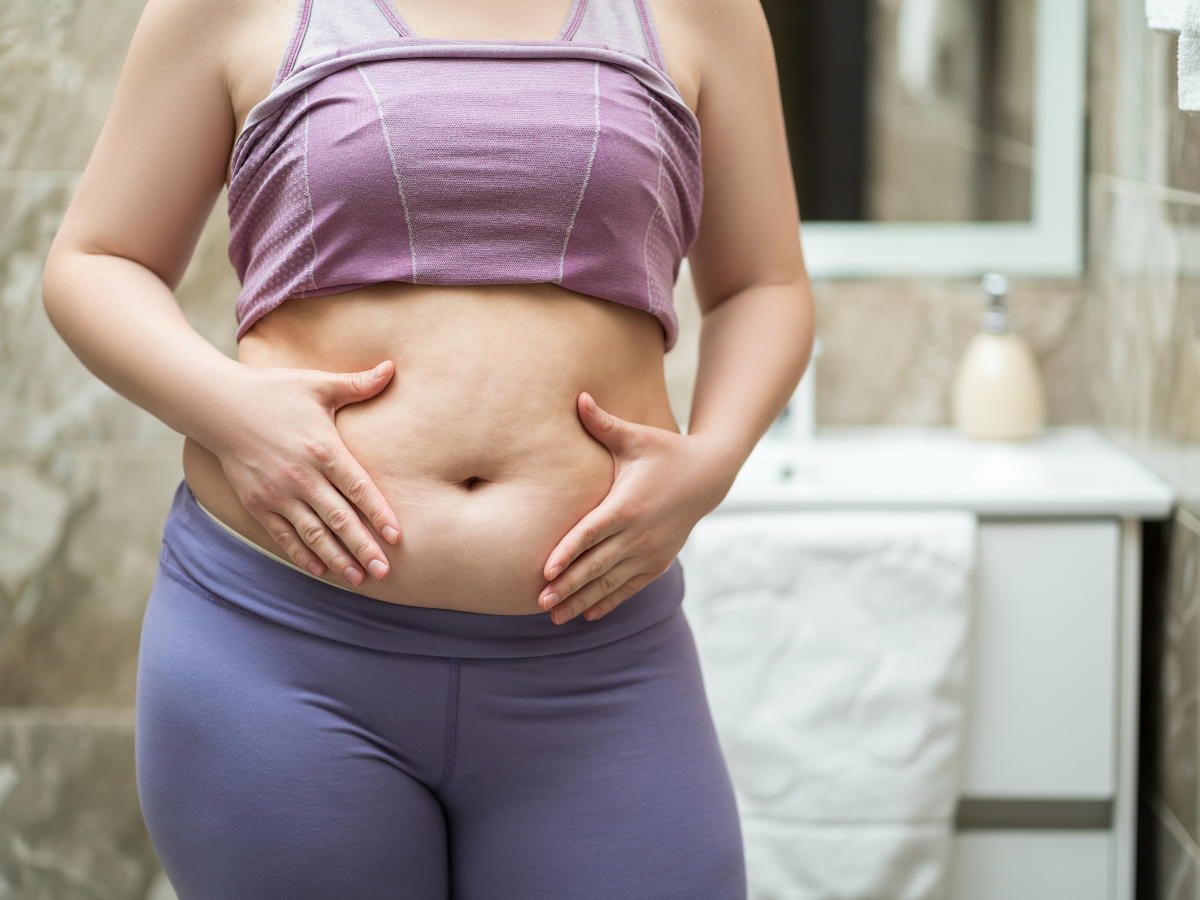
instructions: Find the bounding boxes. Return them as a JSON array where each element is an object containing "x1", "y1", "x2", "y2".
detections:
[{"x1": 184, "y1": 282, "x2": 677, "y2": 615}]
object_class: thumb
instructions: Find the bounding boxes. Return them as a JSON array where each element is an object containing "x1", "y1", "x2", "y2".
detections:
[
  {"x1": 325, "y1": 360, "x2": 394, "y2": 410},
  {"x1": 578, "y1": 392, "x2": 637, "y2": 454}
]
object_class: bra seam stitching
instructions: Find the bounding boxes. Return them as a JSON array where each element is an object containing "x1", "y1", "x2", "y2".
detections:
[
  {"x1": 278, "y1": 0, "x2": 314, "y2": 86},
  {"x1": 301, "y1": 91, "x2": 320, "y2": 293},
  {"x1": 371, "y1": 0, "x2": 412, "y2": 37},
  {"x1": 557, "y1": 61, "x2": 602, "y2": 284},
  {"x1": 641, "y1": 81, "x2": 666, "y2": 318},
  {"x1": 631, "y1": 0, "x2": 666, "y2": 72},
  {"x1": 559, "y1": 0, "x2": 589, "y2": 41},
  {"x1": 356, "y1": 64, "x2": 419, "y2": 280}
]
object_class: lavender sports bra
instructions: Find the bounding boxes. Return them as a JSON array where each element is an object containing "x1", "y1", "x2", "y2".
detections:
[{"x1": 228, "y1": 0, "x2": 703, "y2": 349}]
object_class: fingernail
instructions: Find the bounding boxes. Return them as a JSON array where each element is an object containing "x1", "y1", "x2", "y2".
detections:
[
  {"x1": 553, "y1": 607, "x2": 574, "y2": 624},
  {"x1": 344, "y1": 566, "x2": 364, "y2": 586},
  {"x1": 367, "y1": 559, "x2": 388, "y2": 580},
  {"x1": 372, "y1": 362, "x2": 388, "y2": 376},
  {"x1": 382, "y1": 525, "x2": 399, "y2": 544},
  {"x1": 541, "y1": 592, "x2": 559, "y2": 610},
  {"x1": 308, "y1": 562, "x2": 324, "y2": 577},
  {"x1": 546, "y1": 565, "x2": 561, "y2": 580},
  {"x1": 585, "y1": 394, "x2": 597, "y2": 412}
]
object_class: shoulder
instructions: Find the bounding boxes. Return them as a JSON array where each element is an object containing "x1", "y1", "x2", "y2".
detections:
[
  {"x1": 130, "y1": 0, "x2": 296, "y2": 75},
  {"x1": 129, "y1": 0, "x2": 299, "y2": 133},
  {"x1": 650, "y1": 0, "x2": 770, "y2": 52},
  {"x1": 647, "y1": 0, "x2": 774, "y2": 107}
]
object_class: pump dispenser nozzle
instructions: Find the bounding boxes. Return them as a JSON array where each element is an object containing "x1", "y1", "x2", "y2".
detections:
[{"x1": 981, "y1": 273, "x2": 1009, "y2": 334}]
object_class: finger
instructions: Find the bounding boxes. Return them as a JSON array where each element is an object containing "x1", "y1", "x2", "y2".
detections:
[
  {"x1": 577, "y1": 392, "x2": 638, "y2": 455},
  {"x1": 307, "y1": 485, "x2": 391, "y2": 582},
  {"x1": 323, "y1": 450, "x2": 400, "y2": 546},
  {"x1": 287, "y1": 501, "x2": 368, "y2": 586},
  {"x1": 540, "y1": 537, "x2": 628, "y2": 612},
  {"x1": 543, "y1": 500, "x2": 631, "y2": 581},
  {"x1": 322, "y1": 360, "x2": 395, "y2": 410},
  {"x1": 259, "y1": 510, "x2": 328, "y2": 578},
  {"x1": 583, "y1": 573, "x2": 657, "y2": 622},
  {"x1": 550, "y1": 559, "x2": 645, "y2": 625}
]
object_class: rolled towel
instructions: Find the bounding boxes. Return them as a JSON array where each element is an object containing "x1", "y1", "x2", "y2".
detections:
[
  {"x1": 1180, "y1": 0, "x2": 1200, "y2": 111},
  {"x1": 1148, "y1": 0, "x2": 1186, "y2": 30}
]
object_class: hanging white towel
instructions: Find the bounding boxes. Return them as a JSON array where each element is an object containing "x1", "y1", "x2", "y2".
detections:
[
  {"x1": 1180, "y1": 0, "x2": 1200, "y2": 111},
  {"x1": 1148, "y1": 0, "x2": 1186, "y2": 31},
  {"x1": 896, "y1": 0, "x2": 943, "y2": 101},
  {"x1": 681, "y1": 511, "x2": 977, "y2": 900}
]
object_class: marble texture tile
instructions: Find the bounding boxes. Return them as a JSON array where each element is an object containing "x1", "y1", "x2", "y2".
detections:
[
  {"x1": 1086, "y1": 180, "x2": 1200, "y2": 445},
  {"x1": 0, "y1": 184, "x2": 176, "y2": 449},
  {"x1": 0, "y1": 445, "x2": 183, "y2": 707},
  {"x1": 1159, "y1": 512, "x2": 1200, "y2": 845},
  {"x1": 813, "y1": 278, "x2": 1089, "y2": 427},
  {"x1": 1154, "y1": 798, "x2": 1200, "y2": 900},
  {"x1": 0, "y1": 708, "x2": 158, "y2": 900},
  {"x1": 0, "y1": 0, "x2": 144, "y2": 172},
  {"x1": 1, "y1": 179, "x2": 241, "y2": 450}
]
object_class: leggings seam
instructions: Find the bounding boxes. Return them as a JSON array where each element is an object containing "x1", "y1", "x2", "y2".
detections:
[
  {"x1": 158, "y1": 554, "x2": 283, "y2": 629},
  {"x1": 158, "y1": 551, "x2": 679, "y2": 663},
  {"x1": 437, "y1": 661, "x2": 461, "y2": 791}
]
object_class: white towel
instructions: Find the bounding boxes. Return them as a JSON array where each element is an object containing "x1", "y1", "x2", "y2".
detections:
[
  {"x1": 1148, "y1": 0, "x2": 1187, "y2": 31},
  {"x1": 896, "y1": 0, "x2": 943, "y2": 101},
  {"x1": 681, "y1": 512, "x2": 977, "y2": 900},
  {"x1": 1181, "y1": 0, "x2": 1200, "y2": 111}
]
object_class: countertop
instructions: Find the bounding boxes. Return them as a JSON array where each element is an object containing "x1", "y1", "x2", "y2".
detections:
[{"x1": 718, "y1": 427, "x2": 1174, "y2": 519}]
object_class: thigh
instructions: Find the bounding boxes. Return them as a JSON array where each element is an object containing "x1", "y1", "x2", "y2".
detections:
[
  {"x1": 136, "y1": 572, "x2": 449, "y2": 900},
  {"x1": 444, "y1": 611, "x2": 746, "y2": 900}
]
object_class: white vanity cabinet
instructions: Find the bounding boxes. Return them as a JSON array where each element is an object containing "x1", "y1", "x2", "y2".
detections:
[
  {"x1": 949, "y1": 518, "x2": 1125, "y2": 900},
  {"x1": 713, "y1": 428, "x2": 1172, "y2": 900}
]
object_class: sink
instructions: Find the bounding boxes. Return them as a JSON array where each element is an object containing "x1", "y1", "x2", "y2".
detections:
[{"x1": 722, "y1": 427, "x2": 1173, "y2": 518}]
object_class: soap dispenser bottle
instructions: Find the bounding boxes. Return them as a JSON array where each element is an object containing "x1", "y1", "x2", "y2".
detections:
[{"x1": 951, "y1": 274, "x2": 1046, "y2": 440}]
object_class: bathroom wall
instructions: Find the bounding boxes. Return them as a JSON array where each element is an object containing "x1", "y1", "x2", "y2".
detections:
[
  {"x1": 0, "y1": 0, "x2": 1191, "y2": 898},
  {"x1": 1084, "y1": 1, "x2": 1200, "y2": 897},
  {"x1": 0, "y1": 1, "x2": 237, "y2": 896}
]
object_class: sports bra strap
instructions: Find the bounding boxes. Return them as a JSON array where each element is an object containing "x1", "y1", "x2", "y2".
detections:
[
  {"x1": 571, "y1": 0, "x2": 667, "y2": 71},
  {"x1": 280, "y1": 0, "x2": 397, "y2": 81},
  {"x1": 278, "y1": 0, "x2": 670, "y2": 85}
]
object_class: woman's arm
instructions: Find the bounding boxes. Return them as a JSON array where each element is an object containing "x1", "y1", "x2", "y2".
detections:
[
  {"x1": 538, "y1": 0, "x2": 814, "y2": 622},
  {"x1": 43, "y1": 0, "x2": 401, "y2": 586}
]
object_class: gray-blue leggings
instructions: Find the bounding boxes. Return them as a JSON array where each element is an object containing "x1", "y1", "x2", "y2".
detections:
[{"x1": 135, "y1": 485, "x2": 745, "y2": 899}]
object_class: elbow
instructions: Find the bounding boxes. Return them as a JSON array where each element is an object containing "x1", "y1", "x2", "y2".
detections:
[{"x1": 41, "y1": 240, "x2": 72, "y2": 337}]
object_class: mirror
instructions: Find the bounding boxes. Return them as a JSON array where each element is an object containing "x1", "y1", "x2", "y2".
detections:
[{"x1": 761, "y1": 0, "x2": 1086, "y2": 278}]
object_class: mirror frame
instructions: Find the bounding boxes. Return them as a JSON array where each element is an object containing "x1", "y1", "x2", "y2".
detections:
[{"x1": 799, "y1": 0, "x2": 1087, "y2": 278}]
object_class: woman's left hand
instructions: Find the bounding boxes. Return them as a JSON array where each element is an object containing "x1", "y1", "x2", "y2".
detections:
[{"x1": 539, "y1": 392, "x2": 736, "y2": 624}]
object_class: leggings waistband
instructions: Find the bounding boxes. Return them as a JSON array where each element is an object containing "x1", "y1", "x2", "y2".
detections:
[{"x1": 158, "y1": 482, "x2": 685, "y2": 660}]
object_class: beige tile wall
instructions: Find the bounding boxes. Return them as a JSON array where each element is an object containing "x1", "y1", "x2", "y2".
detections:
[
  {"x1": 1, "y1": 0, "x2": 237, "y2": 896},
  {"x1": 668, "y1": 266, "x2": 1091, "y2": 432},
  {"x1": 1085, "y1": 0, "x2": 1200, "y2": 895}
]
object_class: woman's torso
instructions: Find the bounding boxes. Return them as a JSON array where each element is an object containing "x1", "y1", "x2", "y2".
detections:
[{"x1": 186, "y1": 0, "x2": 698, "y2": 615}]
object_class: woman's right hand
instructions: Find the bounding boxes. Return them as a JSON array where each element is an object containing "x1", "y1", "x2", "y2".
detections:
[{"x1": 205, "y1": 360, "x2": 401, "y2": 587}]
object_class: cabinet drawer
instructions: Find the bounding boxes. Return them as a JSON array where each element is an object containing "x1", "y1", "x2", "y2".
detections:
[
  {"x1": 948, "y1": 832, "x2": 1110, "y2": 900},
  {"x1": 962, "y1": 521, "x2": 1119, "y2": 796}
]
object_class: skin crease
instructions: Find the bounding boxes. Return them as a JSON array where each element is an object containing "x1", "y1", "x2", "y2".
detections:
[{"x1": 42, "y1": 0, "x2": 815, "y2": 621}]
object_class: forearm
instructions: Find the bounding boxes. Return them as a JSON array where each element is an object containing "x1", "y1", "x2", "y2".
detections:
[
  {"x1": 42, "y1": 243, "x2": 243, "y2": 452},
  {"x1": 686, "y1": 278, "x2": 815, "y2": 487}
]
